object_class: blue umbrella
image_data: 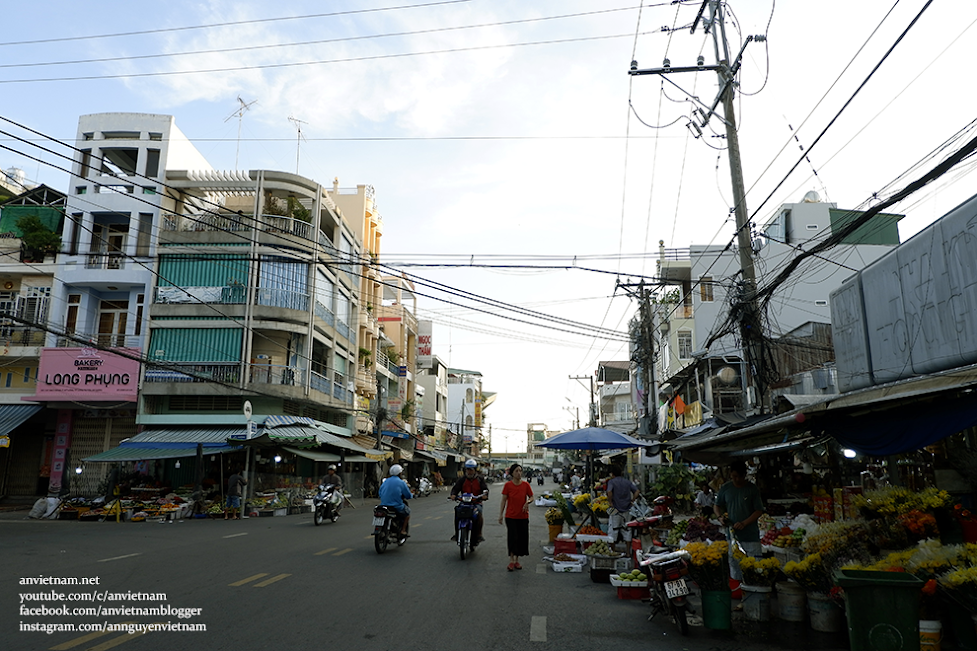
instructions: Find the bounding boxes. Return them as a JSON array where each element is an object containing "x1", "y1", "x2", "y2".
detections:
[{"x1": 535, "y1": 426, "x2": 649, "y2": 451}]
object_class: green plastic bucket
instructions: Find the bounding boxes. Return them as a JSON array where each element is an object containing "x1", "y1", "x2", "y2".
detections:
[
  {"x1": 702, "y1": 589, "x2": 732, "y2": 630},
  {"x1": 835, "y1": 570, "x2": 923, "y2": 651}
]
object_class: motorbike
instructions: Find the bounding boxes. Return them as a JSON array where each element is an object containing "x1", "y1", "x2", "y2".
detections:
[
  {"x1": 451, "y1": 492, "x2": 486, "y2": 560},
  {"x1": 415, "y1": 477, "x2": 433, "y2": 498},
  {"x1": 637, "y1": 548, "x2": 694, "y2": 635},
  {"x1": 312, "y1": 484, "x2": 342, "y2": 526},
  {"x1": 372, "y1": 504, "x2": 409, "y2": 554}
]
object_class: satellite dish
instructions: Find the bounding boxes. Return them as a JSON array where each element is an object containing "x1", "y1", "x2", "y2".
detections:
[{"x1": 802, "y1": 190, "x2": 822, "y2": 203}]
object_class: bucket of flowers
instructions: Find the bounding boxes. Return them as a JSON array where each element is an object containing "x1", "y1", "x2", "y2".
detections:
[
  {"x1": 684, "y1": 541, "x2": 731, "y2": 591},
  {"x1": 783, "y1": 553, "x2": 835, "y2": 594},
  {"x1": 740, "y1": 556, "x2": 782, "y2": 588},
  {"x1": 545, "y1": 507, "x2": 566, "y2": 543}
]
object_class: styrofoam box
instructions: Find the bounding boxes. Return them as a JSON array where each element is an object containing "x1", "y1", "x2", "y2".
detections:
[
  {"x1": 576, "y1": 534, "x2": 614, "y2": 543},
  {"x1": 553, "y1": 562, "x2": 584, "y2": 573},
  {"x1": 610, "y1": 577, "x2": 649, "y2": 587}
]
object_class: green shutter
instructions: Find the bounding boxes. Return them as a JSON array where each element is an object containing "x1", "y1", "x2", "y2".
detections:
[
  {"x1": 157, "y1": 255, "x2": 249, "y2": 287},
  {"x1": 148, "y1": 328, "x2": 243, "y2": 362}
]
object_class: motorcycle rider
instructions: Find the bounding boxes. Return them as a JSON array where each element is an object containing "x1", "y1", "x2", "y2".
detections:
[
  {"x1": 450, "y1": 459, "x2": 489, "y2": 546},
  {"x1": 320, "y1": 464, "x2": 343, "y2": 514},
  {"x1": 378, "y1": 464, "x2": 412, "y2": 540}
]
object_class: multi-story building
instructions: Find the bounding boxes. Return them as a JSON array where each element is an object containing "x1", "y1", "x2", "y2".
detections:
[
  {"x1": 27, "y1": 112, "x2": 370, "y2": 495},
  {"x1": 0, "y1": 185, "x2": 64, "y2": 497},
  {"x1": 375, "y1": 274, "x2": 418, "y2": 462},
  {"x1": 596, "y1": 360, "x2": 634, "y2": 433},
  {"x1": 446, "y1": 368, "x2": 494, "y2": 457},
  {"x1": 648, "y1": 193, "x2": 902, "y2": 432}
]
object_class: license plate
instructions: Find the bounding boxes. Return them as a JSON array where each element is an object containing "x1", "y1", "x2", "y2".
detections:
[
  {"x1": 664, "y1": 579, "x2": 689, "y2": 599},
  {"x1": 372, "y1": 517, "x2": 385, "y2": 526}
]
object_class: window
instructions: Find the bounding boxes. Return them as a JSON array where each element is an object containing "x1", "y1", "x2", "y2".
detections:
[
  {"x1": 75, "y1": 187, "x2": 87, "y2": 195},
  {"x1": 101, "y1": 131, "x2": 140, "y2": 140},
  {"x1": 466, "y1": 388, "x2": 473, "y2": 403},
  {"x1": 65, "y1": 294, "x2": 81, "y2": 335},
  {"x1": 145, "y1": 149, "x2": 161, "y2": 178},
  {"x1": 82, "y1": 133, "x2": 94, "y2": 141},
  {"x1": 79, "y1": 150, "x2": 92, "y2": 179},
  {"x1": 142, "y1": 187, "x2": 157, "y2": 195},
  {"x1": 97, "y1": 299, "x2": 129, "y2": 347},
  {"x1": 700, "y1": 277, "x2": 714, "y2": 302},
  {"x1": 149, "y1": 133, "x2": 163, "y2": 141},
  {"x1": 677, "y1": 330, "x2": 693, "y2": 360},
  {"x1": 68, "y1": 214, "x2": 83, "y2": 255},
  {"x1": 135, "y1": 213, "x2": 152, "y2": 256},
  {"x1": 134, "y1": 294, "x2": 144, "y2": 336},
  {"x1": 99, "y1": 148, "x2": 138, "y2": 176}
]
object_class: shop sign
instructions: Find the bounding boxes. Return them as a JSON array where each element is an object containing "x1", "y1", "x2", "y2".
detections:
[
  {"x1": 0, "y1": 435, "x2": 9, "y2": 448},
  {"x1": 32, "y1": 348, "x2": 141, "y2": 401}
]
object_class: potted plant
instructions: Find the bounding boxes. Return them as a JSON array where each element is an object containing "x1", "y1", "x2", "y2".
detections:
[{"x1": 17, "y1": 215, "x2": 61, "y2": 262}]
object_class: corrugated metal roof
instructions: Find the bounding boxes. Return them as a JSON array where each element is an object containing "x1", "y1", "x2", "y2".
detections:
[
  {"x1": 283, "y1": 446, "x2": 340, "y2": 462},
  {"x1": 129, "y1": 427, "x2": 245, "y2": 444},
  {"x1": 84, "y1": 445, "x2": 238, "y2": 462},
  {"x1": 0, "y1": 404, "x2": 41, "y2": 436}
]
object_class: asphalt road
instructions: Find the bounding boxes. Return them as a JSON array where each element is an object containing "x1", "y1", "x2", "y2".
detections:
[{"x1": 1, "y1": 480, "x2": 848, "y2": 651}]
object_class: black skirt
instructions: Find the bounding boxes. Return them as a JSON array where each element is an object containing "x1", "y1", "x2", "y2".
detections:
[{"x1": 505, "y1": 517, "x2": 530, "y2": 556}]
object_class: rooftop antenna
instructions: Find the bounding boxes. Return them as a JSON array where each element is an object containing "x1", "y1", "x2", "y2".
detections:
[
  {"x1": 223, "y1": 96, "x2": 257, "y2": 170},
  {"x1": 287, "y1": 115, "x2": 308, "y2": 175}
]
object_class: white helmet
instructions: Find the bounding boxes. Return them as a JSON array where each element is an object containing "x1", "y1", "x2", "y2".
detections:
[
  {"x1": 389, "y1": 464, "x2": 403, "y2": 476},
  {"x1": 464, "y1": 459, "x2": 477, "y2": 469}
]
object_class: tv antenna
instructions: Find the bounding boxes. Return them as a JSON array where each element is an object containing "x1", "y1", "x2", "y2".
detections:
[
  {"x1": 223, "y1": 96, "x2": 257, "y2": 170},
  {"x1": 287, "y1": 115, "x2": 308, "y2": 175}
]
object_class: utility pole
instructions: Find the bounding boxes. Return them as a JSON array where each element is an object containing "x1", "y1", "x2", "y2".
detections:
[
  {"x1": 569, "y1": 375, "x2": 596, "y2": 428},
  {"x1": 629, "y1": 0, "x2": 768, "y2": 412},
  {"x1": 639, "y1": 281, "x2": 658, "y2": 437}
]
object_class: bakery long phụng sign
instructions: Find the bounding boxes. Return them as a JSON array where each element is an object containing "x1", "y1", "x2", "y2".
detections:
[{"x1": 29, "y1": 347, "x2": 141, "y2": 401}]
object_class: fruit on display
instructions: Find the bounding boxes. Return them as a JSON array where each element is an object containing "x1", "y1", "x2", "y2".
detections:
[
  {"x1": 617, "y1": 569, "x2": 648, "y2": 582},
  {"x1": 665, "y1": 520, "x2": 690, "y2": 546},
  {"x1": 577, "y1": 525, "x2": 604, "y2": 536},
  {"x1": 583, "y1": 540, "x2": 616, "y2": 556},
  {"x1": 553, "y1": 553, "x2": 577, "y2": 562},
  {"x1": 682, "y1": 518, "x2": 725, "y2": 542}
]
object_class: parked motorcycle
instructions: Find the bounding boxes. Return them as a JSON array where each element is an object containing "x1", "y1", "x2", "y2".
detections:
[
  {"x1": 372, "y1": 505, "x2": 409, "y2": 554},
  {"x1": 415, "y1": 477, "x2": 433, "y2": 498},
  {"x1": 451, "y1": 492, "x2": 486, "y2": 560},
  {"x1": 637, "y1": 548, "x2": 694, "y2": 635},
  {"x1": 312, "y1": 484, "x2": 342, "y2": 526}
]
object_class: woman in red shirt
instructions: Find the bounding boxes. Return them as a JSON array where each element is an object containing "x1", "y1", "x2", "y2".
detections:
[{"x1": 499, "y1": 463, "x2": 534, "y2": 571}]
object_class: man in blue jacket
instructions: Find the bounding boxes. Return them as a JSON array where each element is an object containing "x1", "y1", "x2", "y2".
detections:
[{"x1": 379, "y1": 464, "x2": 413, "y2": 539}]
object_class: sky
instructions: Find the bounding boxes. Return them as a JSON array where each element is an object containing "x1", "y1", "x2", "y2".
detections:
[{"x1": 2, "y1": 1, "x2": 976, "y2": 452}]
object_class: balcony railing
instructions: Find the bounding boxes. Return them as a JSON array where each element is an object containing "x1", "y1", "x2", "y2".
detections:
[
  {"x1": 336, "y1": 321, "x2": 350, "y2": 341},
  {"x1": 262, "y1": 215, "x2": 313, "y2": 241},
  {"x1": 248, "y1": 363, "x2": 305, "y2": 386},
  {"x1": 154, "y1": 285, "x2": 246, "y2": 305},
  {"x1": 314, "y1": 302, "x2": 335, "y2": 326},
  {"x1": 85, "y1": 252, "x2": 125, "y2": 270},
  {"x1": 255, "y1": 288, "x2": 309, "y2": 312},
  {"x1": 143, "y1": 362, "x2": 240, "y2": 383},
  {"x1": 161, "y1": 212, "x2": 318, "y2": 243},
  {"x1": 310, "y1": 370, "x2": 331, "y2": 396},
  {"x1": 0, "y1": 327, "x2": 45, "y2": 347},
  {"x1": 57, "y1": 332, "x2": 142, "y2": 348}
]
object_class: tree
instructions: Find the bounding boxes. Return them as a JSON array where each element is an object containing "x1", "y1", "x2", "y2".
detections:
[{"x1": 17, "y1": 214, "x2": 60, "y2": 261}]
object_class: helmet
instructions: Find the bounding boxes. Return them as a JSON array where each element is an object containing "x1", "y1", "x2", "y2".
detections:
[
  {"x1": 464, "y1": 459, "x2": 477, "y2": 469},
  {"x1": 389, "y1": 464, "x2": 403, "y2": 476},
  {"x1": 327, "y1": 464, "x2": 337, "y2": 471}
]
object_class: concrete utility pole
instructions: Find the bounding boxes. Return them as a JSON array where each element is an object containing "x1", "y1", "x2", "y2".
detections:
[
  {"x1": 629, "y1": 0, "x2": 768, "y2": 412},
  {"x1": 617, "y1": 280, "x2": 661, "y2": 439},
  {"x1": 569, "y1": 375, "x2": 596, "y2": 428}
]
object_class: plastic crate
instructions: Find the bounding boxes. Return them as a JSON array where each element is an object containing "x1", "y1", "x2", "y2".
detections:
[
  {"x1": 616, "y1": 585, "x2": 652, "y2": 600},
  {"x1": 589, "y1": 555, "x2": 627, "y2": 570},
  {"x1": 554, "y1": 539, "x2": 578, "y2": 555},
  {"x1": 610, "y1": 576, "x2": 648, "y2": 587}
]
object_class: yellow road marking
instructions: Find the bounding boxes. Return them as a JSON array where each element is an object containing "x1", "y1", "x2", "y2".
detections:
[
  {"x1": 364, "y1": 534, "x2": 375, "y2": 539},
  {"x1": 229, "y1": 573, "x2": 268, "y2": 586},
  {"x1": 88, "y1": 630, "x2": 148, "y2": 651},
  {"x1": 424, "y1": 516, "x2": 432, "y2": 520},
  {"x1": 253, "y1": 574, "x2": 291, "y2": 587},
  {"x1": 333, "y1": 548, "x2": 353, "y2": 556},
  {"x1": 314, "y1": 547, "x2": 338, "y2": 556},
  {"x1": 432, "y1": 516, "x2": 443, "y2": 520},
  {"x1": 412, "y1": 523, "x2": 423, "y2": 528}
]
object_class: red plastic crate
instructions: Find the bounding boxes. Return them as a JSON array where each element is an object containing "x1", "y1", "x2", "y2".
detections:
[
  {"x1": 617, "y1": 585, "x2": 651, "y2": 600},
  {"x1": 554, "y1": 539, "x2": 578, "y2": 555}
]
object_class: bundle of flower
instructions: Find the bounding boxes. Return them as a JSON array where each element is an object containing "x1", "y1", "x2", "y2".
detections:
[
  {"x1": 898, "y1": 509, "x2": 939, "y2": 540},
  {"x1": 590, "y1": 495, "x2": 610, "y2": 515},
  {"x1": 573, "y1": 493, "x2": 592, "y2": 509},
  {"x1": 553, "y1": 491, "x2": 576, "y2": 527},
  {"x1": 684, "y1": 541, "x2": 730, "y2": 591},
  {"x1": 853, "y1": 486, "x2": 952, "y2": 517},
  {"x1": 545, "y1": 508, "x2": 565, "y2": 525},
  {"x1": 740, "y1": 556, "x2": 782, "y2": 588},
  {"x1": 802, "y1": 520, "x2": 871, "y2": 565},
  {"x1": 940, "y1": 566, "x2": 977, "y2": 613},
  {"x1": 783, "y1": 553, "x2": 835, "y2": 593}
]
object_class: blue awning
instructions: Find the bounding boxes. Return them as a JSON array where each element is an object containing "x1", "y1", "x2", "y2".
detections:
[
  {"x1": 382, "y1": 430, "x2": 410, "y2": 439},
  {"x1": 0, "y1": 404, "x2": 41, "y2": 436}
]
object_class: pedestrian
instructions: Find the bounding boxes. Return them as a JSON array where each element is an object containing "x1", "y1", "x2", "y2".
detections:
[
  {"x1": 606, "y1": 465, "x2": 640, "y2": 543},
  {"x1": 499, "y1": 463, "x2": 534, "y2": 571},
  {"x1": 225, "y1": 466, "x2": 247, "y2": 520},
  {"x1": 694, "y1": 481, "x2": 715, "y2": 518},
  {"x1": 570, "y1": 471, "x2": 583, "y2": 492},
  {"x1": 714, "y1": 460, "x2": 765, "y2": 608}
]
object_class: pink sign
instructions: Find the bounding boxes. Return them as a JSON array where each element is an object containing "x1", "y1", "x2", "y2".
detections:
[{"x1": 29, "y1": 347, "x2": 141, "y2": 402}]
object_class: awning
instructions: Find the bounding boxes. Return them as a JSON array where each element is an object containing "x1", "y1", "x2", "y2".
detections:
[
  {"x1": 83, "y1": 445, "x2": 238, "y2": 462},
  {"x1": 283, "y1": 446, "x2": 340, "y2": 463},
  {"x1": 0, "y1": 404, "x2": 41, "y2": 436},
  {"x1": 344, "y1": 455, "x2": 380, "y2": 464},
  {"x1": 382, "y1": 429, "x2": 410, "y2": 439},
  {"x1": 125, "y1": 427, "x2": 246, "y2": 446}
]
